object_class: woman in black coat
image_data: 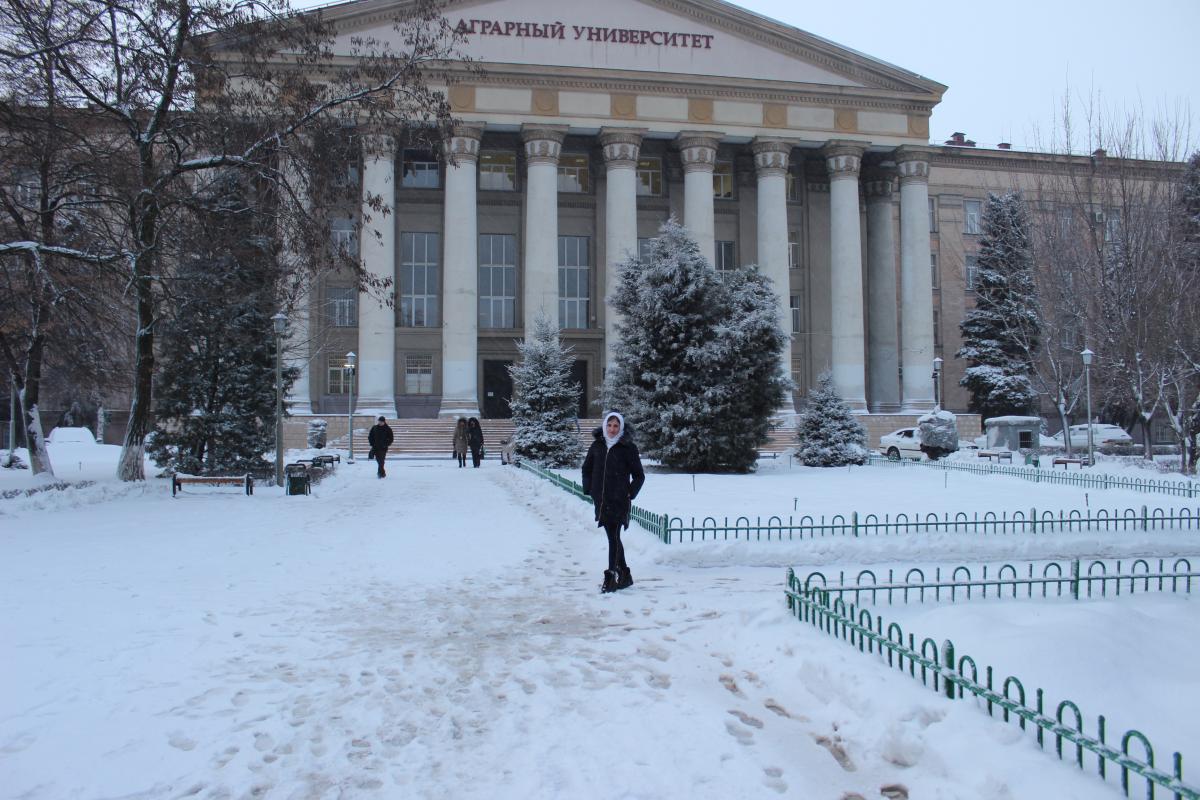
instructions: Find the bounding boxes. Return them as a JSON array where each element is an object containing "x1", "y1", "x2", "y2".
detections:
[
  {"x1": 581, "y1": 410, "x2": 646, "y2": 593},
  {"x1": 467, "y1": 417, "x2": 484, "y2": 468}
]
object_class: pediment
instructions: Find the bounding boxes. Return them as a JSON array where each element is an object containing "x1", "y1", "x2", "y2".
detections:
[{"x1": 320, "y1": 0, "x2": 944, "y2": 98}]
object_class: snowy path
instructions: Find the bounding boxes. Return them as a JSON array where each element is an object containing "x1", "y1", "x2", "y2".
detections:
[{"x1": 1, "y1": 461, "x2": 1147, "y2": 798}]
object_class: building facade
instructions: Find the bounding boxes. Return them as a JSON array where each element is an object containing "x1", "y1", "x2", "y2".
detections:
[{"x1": 281, "y1": 0, "x2": 993, "y2": 420}]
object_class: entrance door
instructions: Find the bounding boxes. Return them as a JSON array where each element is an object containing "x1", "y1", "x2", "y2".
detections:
[
  {"x1": 482, "y1": 360, "x2": 514, "y2": 419},
  {"x1": 571, "y1": 359, "x2": 589, "y2": 419}
]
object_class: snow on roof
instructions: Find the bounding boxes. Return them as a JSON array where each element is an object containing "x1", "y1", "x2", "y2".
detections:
[{"x1": 984, "y1": 416, "x2": 1040, "y2": 427}]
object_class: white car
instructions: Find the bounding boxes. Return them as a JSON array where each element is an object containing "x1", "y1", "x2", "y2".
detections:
[
  {"x1": 879, "y1": 428, "x2": 923, "y2": 460},
  {"x1": 47, "y1": 426, "x2": 98, "y2": 445},
  {"x1": 1046, "y1": 424, "x2": 1133, "y2": 449}
]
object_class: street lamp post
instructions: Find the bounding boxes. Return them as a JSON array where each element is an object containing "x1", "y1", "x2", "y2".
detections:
[
  {"x1": 1081, "y1": 348, "x2": 1095, "y2": 466},
  {"x1": 932, "y1": 357, "x2": 944, "y2": 411},
  {"x1": 345, "y1": 351, "x2": 357, "y2": 464},
  {"x1": 272, "y1": 312, "x2": 287, "y2": 488}
]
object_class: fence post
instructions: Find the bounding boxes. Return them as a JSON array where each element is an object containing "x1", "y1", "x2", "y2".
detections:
[
  {"x1": 942, "y1": 639, "x2": 956, "y2": 699},
  {"x1": 1031, "y1": 508, "x2": 1037, "y2": 535},
  {"x1": 1142, "y1": 505, "x2": 1148, "y2": 531},
  {"x1": 1070, "y1": 559, "x2": 1080, "y2": 601},
  {"x1": 852, "y1": 510, "x2": 859, "y2": 538}
]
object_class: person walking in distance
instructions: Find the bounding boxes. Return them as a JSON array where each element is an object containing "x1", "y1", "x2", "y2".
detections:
[
  {"x1": 367, "y1": 416, "x2": 393, "y2": 478},
  {"x1": 467, "y1": 417, "x2": 485, "y2": 468},
  {"x1": 581, "y1": 411, "x2": 645, "y2": 593},
  {"x1": 452, "y1": 418, "x2": 468, "y2": 468}
]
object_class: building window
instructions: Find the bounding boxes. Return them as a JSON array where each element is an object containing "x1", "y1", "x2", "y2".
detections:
[
  {"x1": 558, "y1": 236, "x2": 590, "y2": 329},
  {"x1": 478, "y1": 233, "x2": 516, "y2": 329},
  {"x1": 399, "y1": 232, "x2": 439, "y2": 327},
  {"x1": 636, "y1": 157, "x2": 661, "y2": 196},
  {"x1": 788, "y1": 231, "x2": 802, "y2": 270},
  {"x1": 404, "y1": 353, "x2": 434, "y2": 394},
  {"x1": 401, "y1": 149, "x2": 439, "y2": 188},
  {"x1": 963, "y1": 199, "x2": 982, "y2": 235},
  {"x1": 13, "y1": 169, "x2": 38, "y2": 207},
  {"x1": 1104, "y1": 210, "x2": 1122, "y2": 242},
  {"x1": 933, "y1": 308, "x2": 941, "y2": 346},
  {"x1": 965, "y1": 254, "x2": 979, "y2": 292},
  {"x1": 790, "y1": 295, "x2": 802, "y2": 334},
  {"x1": 327, "y1": 354, "x2": 355, "y2": 394},
  {"x1": 479, "y1": 152, "x2": 517, "y2": 191},
  {"x1": 637, "y1": 237, "x2": 653, "y2": 259},
  {"x1": 330, "y1": 217, "x2": 358, "y2": 257},
  {"x1": 327, "y1": 287, "x2": 357, "y2": 327},
  {"x1": 713, "y1": 161, "x2": 734, "y2": 199},
  {"x1": 786, "y1": 170, "x2": 800, "y2": 202},
  {"x1": 557, "y1": 154, "x2": 590, "y2": 193},
  {"x1": 1058, "y1": 208, "x2": 1074, "y2": 238},
  {"x1": 931, "y1": 252, "x2": 939, "y2": 288},
  {"x1": 715, "y1": 240, "x2": 737, "y2": 273},
  {"x1": 928, "y1": 196, "x2": 938, "y2": 232}
]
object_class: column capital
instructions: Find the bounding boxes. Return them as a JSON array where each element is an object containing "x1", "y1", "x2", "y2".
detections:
[
  {"x1": 361, "y1": 132, "x2": 395, "y2": 158},
  {"x1": 894, "y1": 145, "x2": 934, "y2": 184},
  {"x1": 863, "y1": 167, "x2": 896, "y2": 200},
  {"x1": 599, "y1": 127, "x2": 647, "y2": 169},
  {"x1": 521, "y1": 124, "x2": 568, "y2": 166},
  {"x1": 446, "y1": 123, "x2": 484, "y2": 163},
  {"x1": 676, "y1": 131, "x2": 722, "y2": 174},
  {"x1": 822, "y1": 139, "x2": 867, "y2": 178},
  {"x1": 751, "y1": 138, "x2": 793, "y2": 178}
]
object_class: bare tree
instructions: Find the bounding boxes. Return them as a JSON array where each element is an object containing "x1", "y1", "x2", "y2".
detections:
[{"x1": 1, "y1": 0, "x2": 468, "y2": 480}]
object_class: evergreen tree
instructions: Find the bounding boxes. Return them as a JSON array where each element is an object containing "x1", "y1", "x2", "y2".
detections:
[
  {"x1": 957, "y1": 192, "x2": 1040, "y2": 419},
  {"x1": 507, "y1": 314, "x2": 581, "y2": 467},
  {"x1": 147, "y1": 173, "x2": 296, "y2": 478},
  {"x1": 794, "y1": 372, "x2": 868, "y2": 466},
  {"x1": 604, "y1": 219, "x2": 789, "y2": 472}
]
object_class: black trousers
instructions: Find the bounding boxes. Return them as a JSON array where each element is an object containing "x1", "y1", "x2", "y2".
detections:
[
  {"x1": 374, "y1": 448, "x2": 387, "y2": 476},
  {"x1": 603, "y1": 521, "x2": 628, "y2": 572},
  {"x1": 470, "y1": 447, "x2": 481, "y2": 468}
]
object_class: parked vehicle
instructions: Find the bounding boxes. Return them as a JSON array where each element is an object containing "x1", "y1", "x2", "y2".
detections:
[
  {"x1": 1045, "y1": 424, "x2": 1133, "y2": 449},
  {"x1": 47, "y1": 426, "x2": 97, "y2": 445},
  {"x1": 879, "y1": 428, "x2": 923, "y2": 460}
]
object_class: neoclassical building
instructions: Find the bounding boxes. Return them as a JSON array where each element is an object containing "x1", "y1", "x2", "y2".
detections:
[{"x1": 282, "y1": 0, "x2": 960, "y2": 421}]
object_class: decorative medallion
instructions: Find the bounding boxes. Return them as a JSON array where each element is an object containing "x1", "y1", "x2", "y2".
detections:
[
  {"x1": 688, "y1": 98, "x2": 714, "y2": 124},
  {"x1": 448, "y1": 85, "x2": 475, "y2": 113},
  {"x1": 611, "y1": 94, "x2": 637, "y2": 120},
  {"x1": 762, "y1": 103, "x2": 787, "y2": 128},
  {"x1": 532, "y1": 88, "x2": 559, "y2": 116},
  {"x1": 835, "y1": 109, "x2": 858, "y2": 133}
]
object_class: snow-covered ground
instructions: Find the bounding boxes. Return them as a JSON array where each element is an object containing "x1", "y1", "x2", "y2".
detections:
[{"x1": 2, "y1": 448, "x2": 1198, "y2": 799}]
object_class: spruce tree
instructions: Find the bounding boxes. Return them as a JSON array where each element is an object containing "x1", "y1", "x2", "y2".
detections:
[
  {"x1": 794, "y1": 372, "x2": 868, "y2": 466},
  {"x1": 507, "y1": 314, "x2": 581, "y2": 467},
  {"x1": 147, "y1": 173, "x2": 296, "y2": 478},
  {"x1": 957, "y1": 192, "x2": 1040, "y2": 419},
  {"x1": 604, "y1": 219, "x2": 789, "y2": 472}
]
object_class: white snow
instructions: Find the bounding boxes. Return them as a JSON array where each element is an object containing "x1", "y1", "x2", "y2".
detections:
[{"x1": 2, "y1": 448, "x2": 1198, "y2": 799}]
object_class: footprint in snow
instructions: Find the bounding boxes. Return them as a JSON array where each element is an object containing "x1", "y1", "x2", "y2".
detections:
[
  {"x1": 167, "y1": 732, "x2": 196, "y2": 751},
  {"x1": 728, "y1": 710, "x2": 764, "y2": 729},
  {"x1": 880, "y1": 784, "x2": 909, "y2": 800},
  {"x1": 724, "y1": 719, "x2": 755, "y2": 745},
  {"x1": 762, "y1": 766, "x2": 787, "y2": 794},
  {"x1": 813, "y1": 733, "x2": 856, "y2": 771},
  {"x1": 719, "y1": 674, "x2": 746, "y2": 698}
]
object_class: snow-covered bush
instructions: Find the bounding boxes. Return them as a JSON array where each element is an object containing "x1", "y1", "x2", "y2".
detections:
[
  {"x1": 508, "y1": 314, "x2": 581, "y2": 467},
  {"x1": 307, "y1": 419, "x2": 328, "y2": 449},
  {"x1": 917, "y1": 410, "x2": 959, "y2": 459},
  {"x1": 603, "y1": 219, "x2": 790, "y2": 472},
  {"x1": 795, "y1": 373, "x2": 868, "y2": 467}
]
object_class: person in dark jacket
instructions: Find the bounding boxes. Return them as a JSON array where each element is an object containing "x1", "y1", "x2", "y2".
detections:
[
  {"x1": 467, "y1": 417, "x2": 484, "y2": 468},
  {"x1": 367, "y1": 416, "x2": 394, "y2": 478},
  {"x1": 581, "y1": 410, "x2": 646, "y2": 593}
]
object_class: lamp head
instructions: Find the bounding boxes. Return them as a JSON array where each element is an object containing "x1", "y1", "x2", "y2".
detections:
[
  {"x1": 346, "y1": 351, "x2": 357, "y2": 369},
  {"x1": 932, "y1": 357, "x2": 943, "y2": 374},
  {"x1": 271, "y1": 312, "x2": 287, "y2": 335},
  {"x1": 1081, "y1": 348, "x2": 1094, "y2": 366}
]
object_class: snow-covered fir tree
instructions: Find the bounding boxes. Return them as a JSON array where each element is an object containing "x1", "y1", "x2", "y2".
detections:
[
  {"x1": 604, "y1": 219, "x2": 789, "y2": 472},
  {"x1": 957, "y1": 192, "x2": 1040, "y2": 419},
  {"x1": 507, "y1": 314, "x2": 581, "y2": 467},
  {"x1": 147, "y1": 173, "x2": 296, "y2": 479},
  {"x1": 794, "y1": 372, "x2": 868, "y2": 467}
]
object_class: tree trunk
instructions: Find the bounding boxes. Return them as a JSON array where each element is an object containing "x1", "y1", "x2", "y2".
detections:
[
  {"x1": 1056, "y1": 400, "x2": 1073, "y2": 458},
  {"x1": 1140, "y1": 416, "x2": 1154, "y2": 461},
  {"x1": 17, "y1": 377, "x2": 53, "y2": 477},
  {"x1": 118, "y1": 272, "x2": 155, "y2": 481}
]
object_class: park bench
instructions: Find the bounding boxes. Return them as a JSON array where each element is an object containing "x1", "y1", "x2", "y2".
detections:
[
  {"x1": 977, "y1": 450, "x2": 1013, "y2": 463},
  {"x1": 171, "y1": 474, "x2": 253, "y2": 497},
  {"x1": 1052, "y1": 456, "x2": 1090, "y2": 469}
]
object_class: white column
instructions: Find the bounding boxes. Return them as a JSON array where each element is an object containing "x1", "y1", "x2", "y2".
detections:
[
  {"x1": 752, "y1": 138, "x2": 796, "y2": 413},
  {"x1": 865, "y1": 169, "x2": 900, "y2": 412},
  {"x1": 823, "y1": 140, "x2": 868, "y2": 411},
  {"x1": 896, "y1": 146, "x2": 936, "y2": 411},
  {"x1": 522, "y1": 125, "x2": 566, "y2": 330},
  {"x1": 278, "y1": 145, "x2": 313, "y2": 414},
  {"x1": 356, "y1": 132, "x2": 398, "y2": 417},
  {"x1": 600, "y1": 127, "x2": 645, "y2": 370},
  {"x1": 676, "y1": 132, "x2": 720, "y2": 265},
  {"x1": 439, "y1": 124, "x2": 483, "y2": 418}
]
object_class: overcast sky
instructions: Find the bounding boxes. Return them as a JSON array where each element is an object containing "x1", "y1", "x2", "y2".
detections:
[
  {"x1": 293, "y1": 0, "x2": 1198, "y2": 155},
  {"x1": 743, "y1": 0, "x2": 1198, "y2": 153}
]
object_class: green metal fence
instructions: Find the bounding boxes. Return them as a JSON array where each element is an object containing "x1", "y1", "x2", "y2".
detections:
[
  {"x1": 785, "y1": 570, "x2": 1199, "y2": 800},
  {"x1": 866, "y1": 453, "x2": 1200, "y2": 499},
  {"x1": 517, "y1": 461, "x2": 670, "y2": 538},
  {"x1": 800, "y1": 558, "x2": 1198, "y2": 606}
]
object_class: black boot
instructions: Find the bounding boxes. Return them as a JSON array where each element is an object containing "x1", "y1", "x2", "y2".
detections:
[
  {"x1": 616, "y1": 567, "x2": 633, "y2": 590},
  {"x1": 601, "y1": 570, "x2": 619, "y2": 593}
]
